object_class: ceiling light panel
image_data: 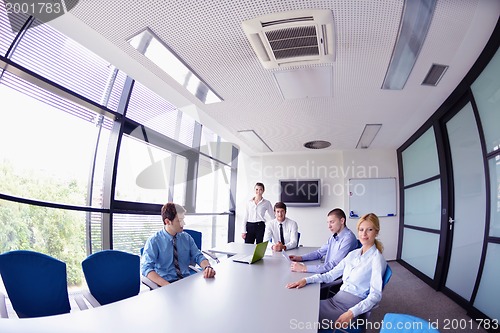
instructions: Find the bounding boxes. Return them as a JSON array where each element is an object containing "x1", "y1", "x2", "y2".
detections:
[
  {"x1": 129, "y1": 29, "x2": 222, "y2": 104},
  {"x1": 356, "y1": 124, "x2": 382, "y2": 149},
  {"x1": 382, "y1": 0, "x2": 437, "y2": 90},
  {"x1": 237, "y1": 130, "x2": 273, "y2": 153}
]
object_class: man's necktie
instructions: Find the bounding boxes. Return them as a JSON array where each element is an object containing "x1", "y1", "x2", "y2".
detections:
[
  {"x1": 172, "y1": 235, "x2": 183, "y2": 280},
  {"x1": 279, "y1": 223, "x2": 285, "y2": 244}
]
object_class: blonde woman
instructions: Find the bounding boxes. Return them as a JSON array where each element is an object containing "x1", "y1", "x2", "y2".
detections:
[{"x1": 287, "y1": 213, "x2": 387, "y2": 329}]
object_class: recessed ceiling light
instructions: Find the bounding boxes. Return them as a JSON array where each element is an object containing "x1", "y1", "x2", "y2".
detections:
[
  {"x1": 356, "y1": 124, "x2": 382, "y2": 149},
  {"x1": 304, "y1": 140, "x2": 331, "y2": 149},
  {"x1": 238, "y1": 130, "x2": 273, "y2": 152},
  {"x1": 381, "y1": 0, "x2": 437, "y2": 90}
]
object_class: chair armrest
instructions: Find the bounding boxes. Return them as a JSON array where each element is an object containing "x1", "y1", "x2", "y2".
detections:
[
  {"x1": 202, "y1": 250, "x2": 220, "y2": 264},
  {"x1": 81, "y1": 290, "x2": 101, "y2": 308},
  {"x1": 141, "y1": 275, "x2": 159, "y2": 290},
  {"x1": 189, "y1": 264, "x2": 202, "y2": 273},
  {"x1": 0, "y1": 291, "x2": 8, "y2": 318},
  {"x1": 73, "y1": 293, "x2": 89, "y2": 310}
]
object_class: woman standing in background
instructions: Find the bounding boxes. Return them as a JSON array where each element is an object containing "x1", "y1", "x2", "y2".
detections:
[{"x1": 241, "y1": 182, "x2": 275, "y2": 244}]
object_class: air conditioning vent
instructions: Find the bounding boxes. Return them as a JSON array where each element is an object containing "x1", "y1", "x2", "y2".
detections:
[
  {"x1": 422, "y1": 64, "x2": 449, "y2": 86},
  {"x1": 266, "y1": 26, "x2": 319, "y2": 59},
  {"x1": 261, "y1": 16, "x2": 314, "y2": 27},
  {"x1": 242, "y1": 10, "x2": 336, "y2": 69}
]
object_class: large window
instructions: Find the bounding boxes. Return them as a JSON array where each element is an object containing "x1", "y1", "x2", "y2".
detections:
[
  {"x1": 0, "y1": 72, "x2": 110, "y2": 207},
  {"x1": 112, "y1": 214, "x2": 162, "y2": 256},
  {"x1": 196, "y1": 156, "x2": 231, "y2": 213},
  {"x1": 9, "y1": 16, "x2": 122, "y2": 110},
  {"x1": 0, "y1": 199, "x2": 88, "y2": 286},
  {"x1": 127, "y1": 81, "x2": 195, "y2": 147},
  {"x1": 0, "y1": 6, "x2": 238, "y2": 290},
  {"x1": 115, "y1": 135, "x2": 188, "y2": 205}
]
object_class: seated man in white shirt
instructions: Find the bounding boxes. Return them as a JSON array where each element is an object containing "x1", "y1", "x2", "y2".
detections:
[{"x1": 263, "y1": 201, "x2": 298, "y2": 251}]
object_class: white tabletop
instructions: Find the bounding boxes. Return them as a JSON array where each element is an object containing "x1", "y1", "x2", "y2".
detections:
[
  {"x1": 0, "y1": 246, "x2": 321, "y2": 333},
  {"x1": 208, "y1": 242, "x2": 258, "y2": 256},
  {"x1": 209, "y1": 242, "x2": 318, "y2": 257}
]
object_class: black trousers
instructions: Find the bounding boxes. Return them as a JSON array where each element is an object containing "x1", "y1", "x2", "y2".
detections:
[{"x1": 245, "y1": 221, "x2": 266, "y2": 244}]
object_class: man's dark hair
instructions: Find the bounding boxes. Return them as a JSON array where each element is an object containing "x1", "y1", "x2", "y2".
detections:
[
  {"x1": 327, "y1": 208, "x2": 346, "y2": 222},
  {"x1": 274, "y1": 201, "x2": 287, "y2": 212},
  {"x1": 161, "y1": 203, "x2": 186, "y2": 224}
]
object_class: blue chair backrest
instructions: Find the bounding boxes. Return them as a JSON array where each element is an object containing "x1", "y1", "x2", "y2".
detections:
[
  {"x1": 82, "y1": 250, "x2": 140, "y2": 306},
  {"x1": 382, "y1": 265, "x2": 392, "y2": 289},
  {"x1": 184, "y1": 229, "x2": 202, "y2": 250},
  {"x1": 380, "y1": 313, "x2": 440, "y2": 332},
  {"x1": 0, "y1": 250, "x2": 71, "y2": 318}
]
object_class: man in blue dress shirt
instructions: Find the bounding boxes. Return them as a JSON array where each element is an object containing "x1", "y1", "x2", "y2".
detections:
[
  {"x1": 288, "y1": 208, "x2": 358, "y2": 297},
  {"x1": 141, "y1": 202, "x2": 216, "y2": 286}
]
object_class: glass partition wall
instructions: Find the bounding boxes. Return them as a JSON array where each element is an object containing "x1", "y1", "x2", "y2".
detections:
[
  {"x1": 398, "y1": 36, "x2": 500, "y2": 324},
  {"x1": 0, "y1": 10, "x2": 237, "y2": 288}
]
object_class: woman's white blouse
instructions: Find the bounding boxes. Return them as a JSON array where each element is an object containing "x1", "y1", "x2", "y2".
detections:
[{"x1": 305, "y1": 245, "x2": 387, "y2": 317}]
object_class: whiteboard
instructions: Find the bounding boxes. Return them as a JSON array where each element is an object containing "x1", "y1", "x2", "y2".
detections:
[{"x1": 348, "y1": 178, "x2": 397, "y2": 218}]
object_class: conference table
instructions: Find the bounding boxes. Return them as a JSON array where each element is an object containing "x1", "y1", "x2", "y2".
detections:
[{"x1": 0, "y1": 244, "x2": 321, "y2": 333}]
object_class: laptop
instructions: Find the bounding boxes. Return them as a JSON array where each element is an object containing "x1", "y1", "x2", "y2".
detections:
[{"x1": 232, "y1": 241, "x2": 269, "y2": 264}]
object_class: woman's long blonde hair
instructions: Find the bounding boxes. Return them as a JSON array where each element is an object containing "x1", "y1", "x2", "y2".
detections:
[{"x1": 357, "y1": 213, "x2": 384, "y2": 253}]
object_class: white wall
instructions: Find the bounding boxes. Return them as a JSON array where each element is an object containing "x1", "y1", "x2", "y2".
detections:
[
  {"x1": 236, "y1": 149, "x2": 399, "y2": 260},
  {"x1": 342, "y1": 150, "x2": 400, "y2": 260}
]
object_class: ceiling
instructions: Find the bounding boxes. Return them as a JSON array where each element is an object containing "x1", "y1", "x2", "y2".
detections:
[{"x1": 48, "y1": 0, "x2": 499, "y2": 155}]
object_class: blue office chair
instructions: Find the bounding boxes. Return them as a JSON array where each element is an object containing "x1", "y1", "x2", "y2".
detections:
[
  {"x1": 382, "y1": 265, "x2": 392, "y2": 288},
  {"x1": 184, "y1": 229, "x2": 202, "y2": 250},
  {"x1": 81, "y1": 250, "x2": 140, "y2": 306},
  {"x1": 0, "y1": 250, "x2": 71, "y2": 318},
  {"x1": 183, "y1": 229, "x2": 221, "y2": 270},
  {"x1": 380, "y1": 313, "x2": 440, "y2": 332}
]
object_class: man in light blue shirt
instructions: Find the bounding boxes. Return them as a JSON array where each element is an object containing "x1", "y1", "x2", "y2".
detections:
[
  {"x1": 141, "y1": 203, "x2": 215, "y2": 286},
  {"x1": 289, "y1": 208, "x2": 358, "y2": 273}
]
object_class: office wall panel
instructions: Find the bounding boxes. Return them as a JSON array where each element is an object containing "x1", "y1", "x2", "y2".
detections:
[
  {"x1": 403, "y1": 180, "x2": 441, "y2": 230},
  {"x1": 402, "y1": 128, "x2": 440, "y2": 186},
  {"x1": 473, "y1": 242, "x2": 500, "y2": 321},
  {"x1": 401, "y1": 228, "x2": 439, "y2": 279},
  {"x1": 472, "y1": 47, "x2": 500, "y2": 154}
]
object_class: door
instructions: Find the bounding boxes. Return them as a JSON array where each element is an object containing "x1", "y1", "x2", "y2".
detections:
[{"x1": 442, "y1": 101, "x2": 486, "y2": 301}]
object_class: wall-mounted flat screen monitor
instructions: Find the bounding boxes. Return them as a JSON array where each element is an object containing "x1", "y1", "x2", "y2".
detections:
[{"x1": 279, "y1": 179, "x2": 321, "y2": 207}]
